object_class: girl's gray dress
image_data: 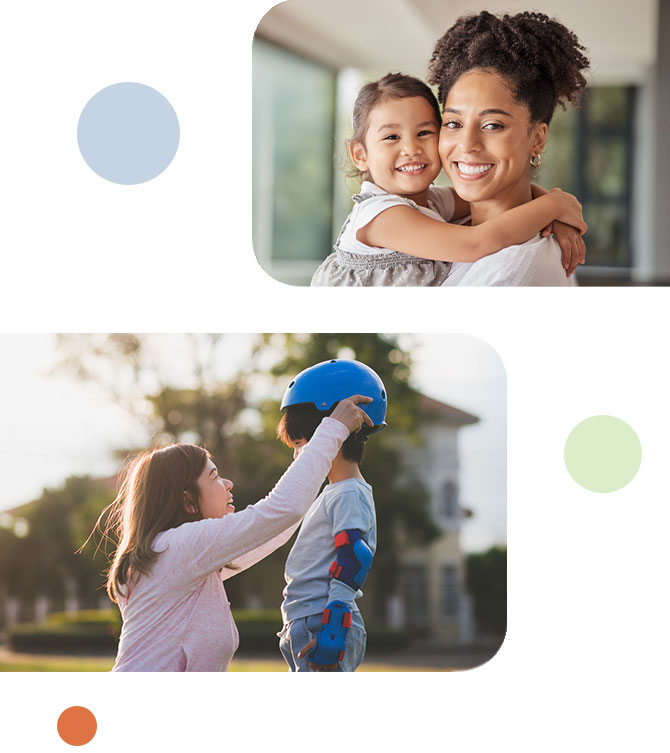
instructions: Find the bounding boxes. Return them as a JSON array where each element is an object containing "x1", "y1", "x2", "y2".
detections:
[{"x1": 311, "y1": 181, "x2": 455, "y2": 287}]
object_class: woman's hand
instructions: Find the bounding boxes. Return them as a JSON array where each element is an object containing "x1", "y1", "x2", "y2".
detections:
[
  {"x1": 329, "y1": 395, "x2": 374, "y2": 434},
  {"x1": 297, "y1": 638, "x2": 338, "y2": 671},
  {"x1": 541, "y1": 220, "x2": 587, "y2": 276},
  {"x1": 548, "y1": 188, "x2": 588, "y2": 235}
]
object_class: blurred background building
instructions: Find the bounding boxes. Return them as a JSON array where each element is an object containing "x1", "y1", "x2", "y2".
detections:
[
  {"x1": 396, "y1": 395, "x2": 479, "y2": 646},
  {"x1": 253, "y1": 0, "x2": 669, "y2": 285}
]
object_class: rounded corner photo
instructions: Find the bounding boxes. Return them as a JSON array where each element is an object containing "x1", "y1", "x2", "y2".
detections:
[
  {"x1": 253, "y1": 0, "x2": 664, "y2": 287},
  {"x1": 0, "y1": 333, "x2": 505, "y2": 673}
]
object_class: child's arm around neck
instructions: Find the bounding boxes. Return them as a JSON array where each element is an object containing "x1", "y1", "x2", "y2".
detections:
[{"x1": 356, "y1": 188, "x2": 585, "y2": 264}]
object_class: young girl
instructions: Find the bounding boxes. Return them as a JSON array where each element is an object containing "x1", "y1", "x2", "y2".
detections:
[
  {"x1": 311, "y1": 73, "x2": 586, "y2": 287},
  {"x1": 91, "y1": 395, "x2": 373, "y2": 672}
]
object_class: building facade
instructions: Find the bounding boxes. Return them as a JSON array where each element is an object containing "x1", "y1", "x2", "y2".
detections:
[{"x1": 391, "y1": 395, "x2": 479, "y2": 647}]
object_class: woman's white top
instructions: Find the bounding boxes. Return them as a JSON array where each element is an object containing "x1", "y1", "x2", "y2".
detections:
[{"x1": 442, "y1": 234, "x2": 577, "y2": 286}]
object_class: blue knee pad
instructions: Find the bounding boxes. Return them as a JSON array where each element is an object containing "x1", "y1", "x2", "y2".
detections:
[
  {"x1": 329, "y1": 529, "x2": 373, "y2": 590},
  {"x1": 308, "y1": 601, "x2": 352, "y2": 666}
]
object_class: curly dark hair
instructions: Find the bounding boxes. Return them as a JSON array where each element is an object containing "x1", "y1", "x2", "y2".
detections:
[{"x1": 428, "y1": 11, "x2": 590, "y2": 126}]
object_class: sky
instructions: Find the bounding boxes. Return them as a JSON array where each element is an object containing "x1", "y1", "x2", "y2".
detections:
[{"x1": 0, "y1": 333, "x2": 505, "y2": 552}]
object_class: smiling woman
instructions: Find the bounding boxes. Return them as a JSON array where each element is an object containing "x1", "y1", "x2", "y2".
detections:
[
  {"x1": 194, "y1": 457, "x2": 236, "y2": 519},
  {"x1": 430, "y1": 10, "x2": 591, "y2": 286}
]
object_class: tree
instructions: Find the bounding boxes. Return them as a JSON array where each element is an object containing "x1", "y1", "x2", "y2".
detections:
[
  {"x1": 465, "y1": 546, "x2": 507, "y2": 639},
  {"x1": 0, "y1": 476, "x2": 114, "y2": 606}
]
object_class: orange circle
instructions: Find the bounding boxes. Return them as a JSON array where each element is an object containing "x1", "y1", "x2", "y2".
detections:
[{"x1": 57, "y1": 706, "x2": 97, "y2": 746}]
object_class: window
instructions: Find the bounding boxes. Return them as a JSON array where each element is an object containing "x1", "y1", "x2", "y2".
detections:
[
  {"x1": 252, "y1": 39, "x2": 337, "y2": 283},
  {"x1": 441, "y1": 480, "x2": 459, "y2": 519},
  {"x1": 441, "y1": 566, "x2": 459, "y2": 619},
  {"x1": 402, "y1": 566, "x2": 428, "y2": 627},
  {"x1": 540, "y1": 86, "x2": 636, "y2": 272}
]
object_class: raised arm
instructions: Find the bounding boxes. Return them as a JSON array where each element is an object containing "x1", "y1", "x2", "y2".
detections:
[
  {"x1": 356, "y1": 189, "x2": 586, "y2": 263},
  {"x1": 168, "y1": 398, "x2": 375, "y2": 586},
  {"x1": 219, "y1": 521, "x2": 301, "y2": 581}
]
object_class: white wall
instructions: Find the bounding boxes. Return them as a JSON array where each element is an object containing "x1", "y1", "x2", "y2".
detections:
[{"x1": 257, "y1": 0, "x2": 658, "y2": 84}]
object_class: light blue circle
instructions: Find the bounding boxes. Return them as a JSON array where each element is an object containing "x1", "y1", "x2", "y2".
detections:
[{"x1": 77, "y1": 82, "x2": 180, "y2": 184}]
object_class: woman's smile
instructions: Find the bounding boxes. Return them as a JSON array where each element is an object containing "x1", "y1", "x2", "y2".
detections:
[{"x1": 454, "y1": 161, "x2": 495, "y2": 179}]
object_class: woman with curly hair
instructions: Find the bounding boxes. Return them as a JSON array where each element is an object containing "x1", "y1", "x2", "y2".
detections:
[{"x1": 428, "y1": 10, "x2": 590, "y2": 286}]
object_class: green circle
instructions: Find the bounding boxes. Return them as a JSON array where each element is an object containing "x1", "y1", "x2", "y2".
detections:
[{"x1": 564, "y1": 415, "x2": 641, "y2": 492}]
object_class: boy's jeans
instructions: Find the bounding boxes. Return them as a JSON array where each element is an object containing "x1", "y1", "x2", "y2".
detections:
[{"x1": 278, "y1": 610, "x2": 367, "y2": 672}]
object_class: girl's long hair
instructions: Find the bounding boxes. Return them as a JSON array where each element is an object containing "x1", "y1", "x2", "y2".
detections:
[{"x1": 92, "y1": 444, "x2": 210, "y2": 603}]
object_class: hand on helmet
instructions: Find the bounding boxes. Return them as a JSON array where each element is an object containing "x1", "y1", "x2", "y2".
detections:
[{"x1": 330, "y1": 395, "x2": 374, "y2": 434}]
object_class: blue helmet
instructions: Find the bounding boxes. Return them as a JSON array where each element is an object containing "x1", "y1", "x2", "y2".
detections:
[{"x1": 280, "y1": 359, "x2": 387, "y2": 434}]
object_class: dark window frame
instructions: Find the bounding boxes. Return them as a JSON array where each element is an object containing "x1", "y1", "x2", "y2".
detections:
[
  {"x1": 440, "y1": 565, "x2": 459, "y2": 619},
  {"x1": 575, "y1": 86, "x2": 636, "y2": 269}
]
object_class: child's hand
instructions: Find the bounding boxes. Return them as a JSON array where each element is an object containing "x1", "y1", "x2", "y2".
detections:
[
  {"x1": 548, "y1": 188, "x2": 588, "y2": 235},
  {"x1": 297, "y1": 638, "x2": 338, "y2": 671},
  {"x1": 330, "y1": 395, "x2": 374, "y2": 434},
  {"x1": 541, "y1": 220, "x2": 587, "y2": 276}
]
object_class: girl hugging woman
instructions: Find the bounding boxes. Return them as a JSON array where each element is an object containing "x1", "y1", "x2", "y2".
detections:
[{"x1": 312, "y1": 11, "x2": 590, "y2": 288}]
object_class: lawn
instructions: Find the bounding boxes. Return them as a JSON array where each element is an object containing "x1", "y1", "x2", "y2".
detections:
[
  {"x1": 0, "y1": 649, "x2": 453, "y2": 672},
  {"x1": 0, "y1": 652, "x2": 114, "y2": 672}
]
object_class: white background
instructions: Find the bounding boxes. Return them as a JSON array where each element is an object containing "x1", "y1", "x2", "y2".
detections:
[{"x1": 1, "y1": 1, "x2": 668, "y2": 751}]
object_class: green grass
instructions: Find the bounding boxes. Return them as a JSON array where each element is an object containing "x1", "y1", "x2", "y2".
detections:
[
  {"x1": 230, "y1": 658, "x2": 450, "y2": 672},
  {"x1": 0, "y1": 655, "x2": 114, "y2": 672},
  {"x1": 0, "y1": 650, "x2": 450, "y2": 672}
]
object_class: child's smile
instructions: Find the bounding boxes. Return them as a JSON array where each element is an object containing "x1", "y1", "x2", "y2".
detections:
[{"x1": 350, "y1": 96, "x2": 442, "y2": 206}]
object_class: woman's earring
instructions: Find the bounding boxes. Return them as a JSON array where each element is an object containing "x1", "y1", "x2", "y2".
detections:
[{"x1": 530, "y1": 154, "x2": 542, "y2": 167}]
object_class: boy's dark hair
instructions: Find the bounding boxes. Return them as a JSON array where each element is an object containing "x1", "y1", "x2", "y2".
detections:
[
  {"x1": 428, "y1": 11, "x2": 589, "y2": 126},
  {"x1": 347, "y1": 72, "x2": 442, "y2": 183},
  {"x1": 277, "y1": 404, "x2": 366, "y2": 464}
]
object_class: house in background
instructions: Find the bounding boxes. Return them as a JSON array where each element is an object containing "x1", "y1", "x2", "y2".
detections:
[
  {"x1": 391, "y1": 395, "x2": 479, "y2": 647},
  {"x1": 253, "y1": 0, "x2": 669, "y2": 286}
]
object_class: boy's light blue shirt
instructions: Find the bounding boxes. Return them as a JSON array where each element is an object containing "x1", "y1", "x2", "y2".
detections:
[{"x1": 280, "y1": 477, "x2": 376, "y2": 625}]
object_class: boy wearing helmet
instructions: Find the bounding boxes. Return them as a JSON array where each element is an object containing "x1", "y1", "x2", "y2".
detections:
[{"x1": 276, "y1": 359, "x2": 386, "y2": 672}]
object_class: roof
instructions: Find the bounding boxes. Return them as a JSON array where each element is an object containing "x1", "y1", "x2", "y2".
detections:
[{"x1": 418, "y1": 394, "x2": 479, "y2": 426}]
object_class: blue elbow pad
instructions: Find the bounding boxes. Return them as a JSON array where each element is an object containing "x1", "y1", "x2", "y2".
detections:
[
  {"x1": 328, "y1": 529, "x2": 373, "y2": 590},
  {"x1": 308, "y1": 600, "x2": 352, "y2": 666}
]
